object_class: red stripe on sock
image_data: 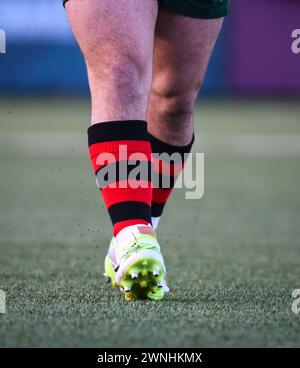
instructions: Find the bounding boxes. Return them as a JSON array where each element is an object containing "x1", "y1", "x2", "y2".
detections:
[
  {"x1": 152, "y1": 188, "x2": 172, "y2": 204},
  {"x1": 152, "y1": 156, "x2": 184, "y2": 177},
  {"x1": 89, "y1": 140, "x2": 152, "y2": 172},
  {"x1": 101, "y1": 181, "x2": 152, "y2": 208},
  {"x1": 113, "y1": 219, "x2": 149, "y2": 237}
]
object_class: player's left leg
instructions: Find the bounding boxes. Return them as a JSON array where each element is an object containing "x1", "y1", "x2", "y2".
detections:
[
  {"x1": 147, "y1": 6, "x2": 224, "y2": 228},
  {"x1": 66, "y1": 0, "x2": 168, "y2": 301}
]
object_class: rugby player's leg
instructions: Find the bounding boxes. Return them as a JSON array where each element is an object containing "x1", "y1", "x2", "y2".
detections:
[
  {"x1": 66, "y1": 0, "x2": 157, "y2": 123},
  {"x1": 66, "y1": 0, "x2": 168, "y2": 300},
  {"x1": 66, "y1": 0, "x2": 158, "y2": 235},
  {"x1": 147, "y1": 6, "x2": 223, "y2": 226}
]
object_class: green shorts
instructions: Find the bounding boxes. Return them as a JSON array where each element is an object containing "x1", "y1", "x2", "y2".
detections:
[
  {"x1": 159, "y1": 0, "x2": 230, "y2": 19},
  {"x1": 63, "y1": 0, "x2": 230, "y2": 19}
]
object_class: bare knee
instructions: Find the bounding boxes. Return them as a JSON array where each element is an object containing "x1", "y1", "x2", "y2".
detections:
[
  {"x1": 150, "y1": 86, "x2": 199, "y2": 127},
  {"x1": 79, "y1": 28, "x2": 151, "y2": 120},
  {"x1": 86, "y1": 54, "x2": 151, "y2": 123},
  {"x1": 69, "y1": 8, "x2": 151, "y2": 99},
  {"x1": 150, "y1": 70, "x2": 203, "y2": 125},
  {"x1": 89, "y1": 54, "x2": 148, "y2": 98},
  {"x1": 147, "y1": 88, "x2": 196, "y2": 145}
]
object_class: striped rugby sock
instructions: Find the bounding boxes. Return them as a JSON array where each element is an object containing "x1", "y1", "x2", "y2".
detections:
[
  {"x1": 150, "y1": 134, "x2": 194, "y2": 227},
  {"x1": 88, "y1": 120, "x2": 153, "y2": 236}
]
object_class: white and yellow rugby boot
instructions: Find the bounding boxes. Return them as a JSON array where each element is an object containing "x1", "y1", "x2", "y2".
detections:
[{"x1": 103, "y1": 225, "x2": 169, "y2": 301}]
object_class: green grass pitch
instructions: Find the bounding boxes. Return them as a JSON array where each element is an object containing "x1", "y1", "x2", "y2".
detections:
[{"x1": 0, "y1": 99, "x2": 300, "y2": 347}]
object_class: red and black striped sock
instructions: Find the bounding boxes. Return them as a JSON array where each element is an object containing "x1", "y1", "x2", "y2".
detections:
[
  {"x1": 88, "y1": 121, "x2": 152, "y2": 236},
  {"x1": 150, "y1": 134, "x2": 194, "y2": 223}
]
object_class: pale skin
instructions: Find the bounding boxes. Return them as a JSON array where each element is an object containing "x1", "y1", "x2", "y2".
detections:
[{"x1": 66, "y1": 0, "x2": 223, "y2": 146}]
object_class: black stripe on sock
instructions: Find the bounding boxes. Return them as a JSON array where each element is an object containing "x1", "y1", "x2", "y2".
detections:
[
  {"x1": 108, "y1": 201, "x2": 151, "y2": 224},
  {"x1": 151, "y1": 202, "x2": 165, "y2": 217},
  {"x1": 152, "y1": 151, "x2": 186, "y2": 165},
  {"x1": 88, "y1": 120, "x2": 149, "y2": 146},
  {"x1": 96, "y1": 161, "x2": 152, "y2": 188},
  {"x1": 149, "y1": 133, "x2": 194, "y2": 161},
  {"x1": 96, "y1": 161, "x2": 176, "y2": 189}
]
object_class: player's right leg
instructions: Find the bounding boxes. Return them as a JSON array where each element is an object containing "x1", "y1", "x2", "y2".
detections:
[
  {"x1": 147, "y1": 6, "x2": 223, "y2": 228},
  {"x1": 65, "y1": 0, "x2": 168, "y2": 300}
]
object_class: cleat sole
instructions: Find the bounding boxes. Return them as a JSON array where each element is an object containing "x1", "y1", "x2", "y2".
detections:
[
  {"x1": 153, "y1": 269, "x2": 159, "y2": 277},
  {"x1": 125, "y1": 291, "x2": 134, "y2": 301},
  {"x1": 104, "y1": 250, "x2": 168, "y2": 301},
  {"x1": 120, "y1": 257, "x2": 166, "y2": 301},
  {"x1": 131, "y1": 272, "x2": 138, "y2": 280}
]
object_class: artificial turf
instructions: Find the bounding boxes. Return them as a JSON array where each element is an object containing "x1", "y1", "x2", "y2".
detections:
[{"x1": 0, "y1": 99, "x2": 299, "y2": 347}]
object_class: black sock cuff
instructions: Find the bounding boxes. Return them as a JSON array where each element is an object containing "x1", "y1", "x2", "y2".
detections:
[
  {"x1": 88, "y1": 120, "x2": 148, "y2": 146},
  {"x1": 151, "y1": 202, "x2": 165, "y2": 218},
  {"x1": 149, "y1": 133, "x2": 195, "y2": 156}
]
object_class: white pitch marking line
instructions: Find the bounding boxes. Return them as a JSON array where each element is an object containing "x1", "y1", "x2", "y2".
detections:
[{"x1": 0, "y1": 132, "x2": 300, "y2": 157}]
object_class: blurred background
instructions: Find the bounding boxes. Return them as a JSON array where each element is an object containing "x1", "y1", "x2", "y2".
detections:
[
  {"x1": 0, "y1": 0, "x2": 300, "y2": 348},
  {"x1": 1, "y1": 0, "x2": 300, "y2": 95}
]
